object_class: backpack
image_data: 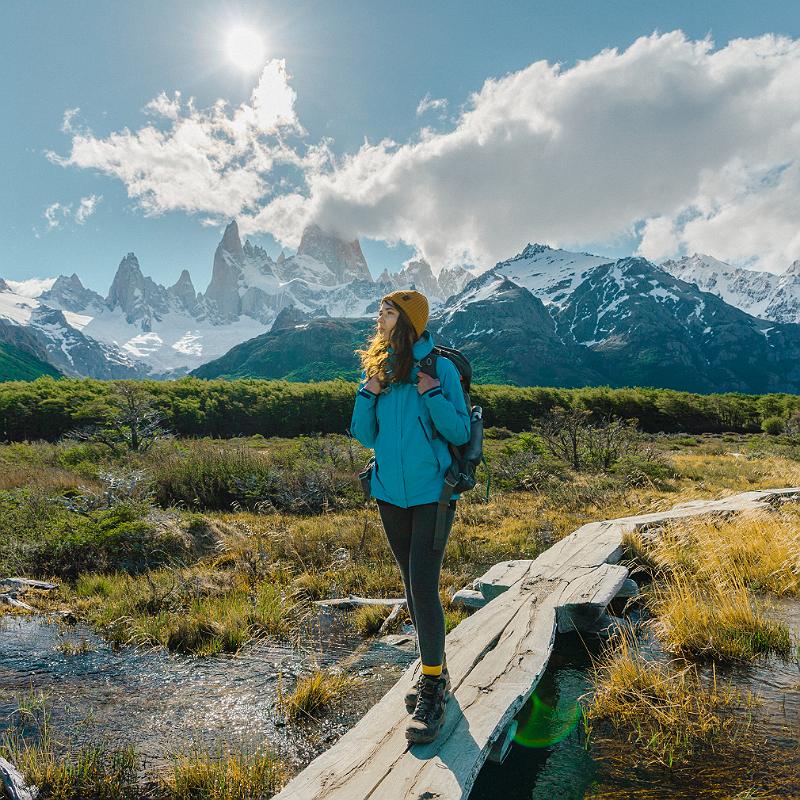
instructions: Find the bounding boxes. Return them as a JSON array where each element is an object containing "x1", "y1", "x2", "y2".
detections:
[{"x1": 416, "y1": 346, "x2": 490, "y2": 550}]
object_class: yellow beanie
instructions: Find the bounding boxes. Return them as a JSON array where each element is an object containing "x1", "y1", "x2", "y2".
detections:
[{"x1": 381, "y1": 289, "x2": 429, "y2": 338}]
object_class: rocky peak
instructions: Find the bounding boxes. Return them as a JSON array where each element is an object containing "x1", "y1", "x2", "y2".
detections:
[
  {"x1": 204, "y1": 224, "x2": 245, "y2": 320},
  {"x1": 784, "y1": 259, "x2": 800, "y2": 277},
  {"x1": 270, "y1": 304, "x2": 312, "y2": 332},
  {"x1": 221, "y1": 220, "x2": 244, "y2": 259},
  {"x1": 0, "y1": 278, "x2": 9, "y2": 292},
  {"x1": 296, "y1": 223, "x2": 372, "y2": 284},
  {"x1": 107, "y1": 253, "x2": 171, "y2": 326},
  {"x1": 518, "y1": 243, "x2": 554, "y2": 260},
  {"x1": 276, "y1": 250, "x2": 286, "y2": 265},
  {"x1": 169, "y1": 269, "x2": 197, "y2": 312},
  {"x1": 40, "y1": 272, "x2": 105, "y2": 313}
]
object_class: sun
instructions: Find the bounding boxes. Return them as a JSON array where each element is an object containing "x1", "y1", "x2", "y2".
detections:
[{"x1": 226, "y1": 26, "x2": 265, "y2": 71}]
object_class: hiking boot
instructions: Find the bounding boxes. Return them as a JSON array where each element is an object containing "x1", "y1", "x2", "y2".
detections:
[
  {"x1": 404, "y1": 661, "x2": 450, "y2": 713},
  {"x1": 405, "y1": 673, "x2": 449, "y2": 744}
]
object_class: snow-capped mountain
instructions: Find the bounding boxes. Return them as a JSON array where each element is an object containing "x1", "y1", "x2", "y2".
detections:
[
  {"x1": 0, "y1": 283, "x2": 148, "y2": 379},
  {"x1": 660, "y1": 253, "x2": 800, "y2": 324},
  {"x1": 428, "y1": 245, "x2": 800, "y2": 392},
  {"x1": 2, "y1": 221, "x2": 473, "y2": 379}
]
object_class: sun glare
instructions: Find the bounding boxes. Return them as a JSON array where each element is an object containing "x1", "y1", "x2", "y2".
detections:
[{"x1": 226, "y1": 26, "x2": 265, "y2": 71}]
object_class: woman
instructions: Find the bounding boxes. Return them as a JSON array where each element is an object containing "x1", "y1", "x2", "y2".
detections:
[{"x1": 349, "y1": 289, "x2": 470, "y2": 744}]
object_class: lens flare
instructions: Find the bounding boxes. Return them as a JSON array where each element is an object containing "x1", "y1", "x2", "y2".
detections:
[{"x1": 513, "y1": 684, "x2": 583, "y2": 748}]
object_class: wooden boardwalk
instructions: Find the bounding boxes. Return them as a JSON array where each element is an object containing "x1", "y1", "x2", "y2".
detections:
[{"x1": 272, "y1": 488, "x2": 800, "y2": 800}]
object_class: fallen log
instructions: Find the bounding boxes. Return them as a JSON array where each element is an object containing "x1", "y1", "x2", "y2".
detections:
[
  {"x1": 314, "y1": 595, "x2": 406, "y2": 608},
  {"x1": 0, "y1": 756, "x2": 38, "y2": 800}
]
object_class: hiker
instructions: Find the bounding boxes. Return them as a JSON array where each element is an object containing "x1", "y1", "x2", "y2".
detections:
[{"x1": 350, "y1": 289, "x2": 471, "y2": 745}]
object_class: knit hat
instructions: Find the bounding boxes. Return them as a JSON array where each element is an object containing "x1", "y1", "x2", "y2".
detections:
[{"x1": 381, "y1": 289, "x2": 429, "y2": 338}]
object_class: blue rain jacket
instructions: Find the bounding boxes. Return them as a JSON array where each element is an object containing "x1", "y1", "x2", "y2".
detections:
[{"x1": 350, "y1": 329, "x2": 471, "y2": 508}]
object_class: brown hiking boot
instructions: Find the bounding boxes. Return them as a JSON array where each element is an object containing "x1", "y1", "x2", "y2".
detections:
[
  {"x1": 405, "y1": 673, "x2": 449, "y2": 744},
  {"x1": 404, "y1": 660, "x2": 449, "y2": 713}
]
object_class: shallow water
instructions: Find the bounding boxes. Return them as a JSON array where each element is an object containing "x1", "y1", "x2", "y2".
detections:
[
  {"x1": 1, "y1": 599, "x2": 797, "y2": 797},
  {"x1": 469, "y1": 600, "x2": 800, "y2": 800},
  {"x1": 0, "y1": 608, "x2": 414, "y2": 772}
]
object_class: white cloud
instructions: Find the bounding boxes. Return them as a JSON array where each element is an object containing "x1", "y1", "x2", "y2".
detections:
[
  {"x1": 283, "y1": 30, "x2": 800, "y2": 273},
  {"x1": 42, "y1": 194, "x2": 102, "y2": 231},
  {"x1": 48, "y1": 60, "x2": 313, "y2": 222},
  {"x1": 5, "y1": 277, "x2": 57, "y2": 297},
  {"x1": 75, "y1": 194, "x2": 102, "y2": 224},
  {"x1": 51, "y1": 31, "x2": 800, "y2": 274},
  {"x1": 416, "y1": 93, "x2": 448, "y2": 117},
  {"x1": 44, "y1": 202, "x2": 69, "y2": 229},
  {"x1": 61, "y1": 107, "x2": 80, "y2": 133}
]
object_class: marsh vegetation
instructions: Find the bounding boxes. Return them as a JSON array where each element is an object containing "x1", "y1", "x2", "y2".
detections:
[{"x1": 1, "y1": 394, "x2": 799, "y2": 797}]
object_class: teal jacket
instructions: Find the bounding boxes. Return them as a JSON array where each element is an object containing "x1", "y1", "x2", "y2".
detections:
[{"x1": 350, "y1": 330, "x2": 471, "y2": 508}]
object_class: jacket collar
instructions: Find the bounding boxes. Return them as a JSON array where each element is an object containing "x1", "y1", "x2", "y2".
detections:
[{"x1": 387, "y1": 329, "x2": 434, "y2": 361}]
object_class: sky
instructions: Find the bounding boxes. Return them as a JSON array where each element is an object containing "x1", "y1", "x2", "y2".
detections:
[{"x1": 3, "y1": 1, "x2": 800, "y2": 295}]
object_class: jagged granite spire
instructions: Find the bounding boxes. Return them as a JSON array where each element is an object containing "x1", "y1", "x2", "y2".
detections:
[{"x1": 296, "y1": 223, "x2": 372, "y2": 284}]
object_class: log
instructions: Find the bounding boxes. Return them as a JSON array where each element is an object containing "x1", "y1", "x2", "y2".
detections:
[
  {"x1": 0, "y1": 756, "x2": 38, "y2": 800},
  {"x1": 0, "y1": 594, "x2": 35, "y2": 612},
  {"x1": 0, "y1": 578, "x2": 58, "y2": 590},
  {"x1": 378, "y1": 603, "x2": 404, "y2": 635},
  {"x1": 314, "y1": 595, "x2": 406, "y2": 608}
]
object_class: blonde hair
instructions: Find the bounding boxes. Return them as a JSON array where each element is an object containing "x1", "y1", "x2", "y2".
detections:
[{"x1": 356, "y1": 300, "x2": 417, "y2": 385}]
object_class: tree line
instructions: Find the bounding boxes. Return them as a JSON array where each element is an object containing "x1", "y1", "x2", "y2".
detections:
[{"x1": 1, "y1": 375, "x2": 799, "y2": 442}]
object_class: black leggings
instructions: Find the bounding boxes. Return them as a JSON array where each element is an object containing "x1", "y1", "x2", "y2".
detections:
[{"x1": 376, "y1": 498, "x2": 457, "y2": 667}]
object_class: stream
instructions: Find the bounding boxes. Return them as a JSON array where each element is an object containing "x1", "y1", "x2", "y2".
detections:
[{"x1": 1, "y1": 599, "x2": 798, "y2": 798}]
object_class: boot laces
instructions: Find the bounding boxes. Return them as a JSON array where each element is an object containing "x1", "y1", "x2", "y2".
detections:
[{"x1": 412, "y1": 674, "x2": 445, "y2": 721}]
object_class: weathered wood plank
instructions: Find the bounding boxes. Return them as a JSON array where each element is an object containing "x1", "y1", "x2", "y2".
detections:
[
  {"x1": 554, "y1": 562, "x2": 629, "y2": 633},
  {"x1": 273, "y1": 486, "x2": 800, "y2": 800}
]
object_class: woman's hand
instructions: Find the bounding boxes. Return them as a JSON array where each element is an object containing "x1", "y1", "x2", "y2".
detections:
[
  {"x1": 365, "y1": 376, "x2": 384, "y2": 395},
  {"x1": 417, "y1": 372, "x2": 440, "y2": 395}
]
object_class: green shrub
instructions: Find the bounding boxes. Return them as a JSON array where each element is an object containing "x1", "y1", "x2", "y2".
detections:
[{"x1": 761, "y1": 416, "x2": 785, "y2": 435}]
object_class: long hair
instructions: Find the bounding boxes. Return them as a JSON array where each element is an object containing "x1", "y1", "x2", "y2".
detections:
[{"x1": 356, "y1": 300, "x2": 418, "y2": 386}]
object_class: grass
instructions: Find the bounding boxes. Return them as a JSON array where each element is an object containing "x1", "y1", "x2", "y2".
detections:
[
  {"x1": 648, "y1": 578, "x2": 792, "y2": 661},
  {"x1": 277, "y1": 667, "x2": 362, "y2": 722},
  {"x1": 623, "y1": 504, "x2": 799, "y2": 660},
  {"x1": 160, "y1": 749, "x2": 286, "y2": 800},
  {"x1": 350, "y1": 604, "x2": 394, "y2": 636},
  {"x1": 0, "y1": 689, "x2": 287, "y2": 800},
  {"x1": 585, "y1": 628, "x2": 754, "y2": 767},
  {"x1": 1, "y1": 689, "x2": 138, "y2": 800}
]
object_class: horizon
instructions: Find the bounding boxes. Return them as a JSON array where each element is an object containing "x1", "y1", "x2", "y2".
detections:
[{"x1": 4, "y1": 1, "x2": 800, "y2": 294}]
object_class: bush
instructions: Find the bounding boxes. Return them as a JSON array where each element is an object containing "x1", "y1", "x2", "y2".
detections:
[
  {"x1": 0, "y1": 491, "x2": 186, "y2": 579},
  {"x1": 147, "y1": 440, "x2": 362, "y2": 514},
  {"x1": 761, "y1": 416, "x2": 785, "y2": 435}
]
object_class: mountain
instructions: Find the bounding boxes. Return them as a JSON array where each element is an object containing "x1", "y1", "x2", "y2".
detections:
[
  {"x1": 0, "y1": 339, "x2": 61, "y2": 381},
  {"x1": 660, "y1": 253, "x2": 800, "y2": 324},
  {"x1": 195, "y1": 244, "x2": 800, "y2": 393},
  {"x1": 7, "y1": 220, "x2": 471, "y2": 379},
  {"x1": 192, "y1": 306, "x2": 372, "y2": 381},
  {"x1": 0, "y1": 285, "x2": 148, "y2": 379}
]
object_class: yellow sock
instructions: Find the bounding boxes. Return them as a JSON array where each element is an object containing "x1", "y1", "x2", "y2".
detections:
[{"x1": 421, "y1": 663, "x2": 443, "y2": 677}]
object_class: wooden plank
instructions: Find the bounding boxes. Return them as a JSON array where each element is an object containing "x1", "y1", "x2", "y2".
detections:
[
  {"x1": 554, "y1": 563, "x2": 629, "y2": 633},
  {"x1": 476, "y1": 560, "x2": 535, "y2": 600},
  {"x1": 273, "y1": 486, "x2": 800, "y2": 800}
]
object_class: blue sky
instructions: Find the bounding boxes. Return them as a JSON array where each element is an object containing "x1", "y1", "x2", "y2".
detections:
[{"x1": 3, "y1": 0, "x2": 800, "y2": 294}]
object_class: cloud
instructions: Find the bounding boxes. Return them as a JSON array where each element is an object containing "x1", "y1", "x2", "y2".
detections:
[
  {"x1": 43, "y1": 202, "x2": 69, "y2": 230},
  {"x1": 48, "y1": 60, "x2": 315, "y2": 222},
  {"x1": 51, "y1": 31, "x2": 800, "y2": 273},
  {"x1": 283, "y1": 30, "x2": 800, "y2": 273},
  {"x1": 416, "y1": 93, "x2": 448, "y2": 117},
  {"x1": 42, "y1": 194, "x2": 102, "y2": 230},
  {"x1": 75, "y1": 194, "x2": 102, "y2": 223},
  {"x1": 61, "y1": 107, "x2": 80, "y2": 133}
]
